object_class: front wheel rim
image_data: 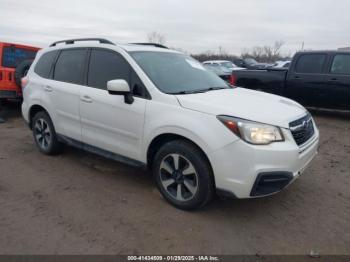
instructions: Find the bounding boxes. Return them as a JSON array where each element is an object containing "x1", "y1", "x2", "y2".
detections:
[
  {"x1": 34, "y1": 118, "x2": 52, "y2": 150},
  {"x1": 159, "y1": 154, "x2": 199, "y2": 202}
]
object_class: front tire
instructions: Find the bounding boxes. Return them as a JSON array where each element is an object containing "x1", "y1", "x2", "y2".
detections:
[
  {"x1": 32, "y1": 111, "x2": 63, "y2": 155},
  {"x1": 152, "y1": 140, "x2": 214, "y2": 210}
]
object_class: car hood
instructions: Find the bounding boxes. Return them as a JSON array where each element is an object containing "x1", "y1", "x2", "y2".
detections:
[{"x1": 176, "y1": 88, "x2": 307, "y2": 128}]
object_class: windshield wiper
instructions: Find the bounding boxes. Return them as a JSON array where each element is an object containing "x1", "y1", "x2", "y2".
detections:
[
  {"x1": 207, "y1": 87, "x2": 229, "y2": 91},
  {"x1": 169, "y1": 90, "x2": 206, "y2": 95},
  {"x1": 169, "y1": 87, "x2": 229, "y2": 95},
  {"x1": 196, "y1": 87, "x2": 230, "y2": 93}
]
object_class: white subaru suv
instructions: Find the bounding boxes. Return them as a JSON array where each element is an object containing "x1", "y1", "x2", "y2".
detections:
[{"x1": 22, "y1": 38, "x2": 319, "y2": 210}]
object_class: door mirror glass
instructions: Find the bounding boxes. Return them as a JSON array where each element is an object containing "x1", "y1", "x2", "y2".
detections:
[{"x1": 107, "y1": 79, "x2": 130, "y2": 95}]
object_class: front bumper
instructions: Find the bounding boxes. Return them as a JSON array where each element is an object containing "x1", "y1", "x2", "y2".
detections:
[{"x1": 208, "y1": 126, "x2": 319, "y2": 199}]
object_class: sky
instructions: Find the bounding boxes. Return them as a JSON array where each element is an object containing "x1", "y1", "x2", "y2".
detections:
[{"x1": 0, "y1": 0, "x2": 349, "y2": 55}]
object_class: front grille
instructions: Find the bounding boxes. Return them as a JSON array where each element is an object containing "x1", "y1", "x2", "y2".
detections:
[{"x1": 289, "y1": 114, "x2": 315, "y2": 146}]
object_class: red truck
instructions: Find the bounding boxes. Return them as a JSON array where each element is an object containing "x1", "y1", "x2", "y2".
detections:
[{"x1": 0, "y1": 42, "x2": 40, "y2": 100}]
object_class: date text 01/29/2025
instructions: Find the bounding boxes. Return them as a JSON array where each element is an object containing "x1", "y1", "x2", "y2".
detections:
[{"x1": 127, "y1": 255, "x2": 220, "y2": 261}]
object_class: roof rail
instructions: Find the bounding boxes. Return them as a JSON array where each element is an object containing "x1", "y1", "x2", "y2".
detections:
[
  {"x1": 50, "y1": 38, "x2": 115, "y2": 47},
  {"x1": 131, "y1": 43, "x2": 168, "y2": 49}
]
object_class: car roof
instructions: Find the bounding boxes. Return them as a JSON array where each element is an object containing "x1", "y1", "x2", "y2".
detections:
[
  {"x1": 40, "y1": 41, "x2": 180, "y2": 54},
  {"x1": 119, "y1": 43, "x2": 179, "y2": 53}
]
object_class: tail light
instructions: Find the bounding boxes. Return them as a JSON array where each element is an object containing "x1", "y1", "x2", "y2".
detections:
[
  {"x1": 21, "y1": 76, "x2": 29, "y2": 89},
  {"x1": 229, "y1": 74, "x2": 237, "y2": 86},
  {"x1": 0, "y1": 71, "x2": 2, "y2": 81}
]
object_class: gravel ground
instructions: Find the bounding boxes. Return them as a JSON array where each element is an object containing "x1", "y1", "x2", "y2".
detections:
[{"x1": 0, "y1": 104, "x2": 349, "y2": 255}]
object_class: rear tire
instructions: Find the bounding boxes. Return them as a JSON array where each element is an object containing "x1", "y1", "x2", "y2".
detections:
[
  {"x1": 32, "y1": 111, "x2": 63, "y2": 155},
  {"x1": 152, "y1": 140, "x2": 214, "y2": 210}
]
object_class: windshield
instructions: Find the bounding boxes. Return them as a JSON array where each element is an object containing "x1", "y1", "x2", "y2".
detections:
[
  {"x1": 130, "y1": 51, "x2": 229, "y2": 94},
  {"x1": 220, "y1": 62, "x2": 236, "y2": 68},
  {"x1": 244, "y1": 58, "x2": 258, "y2": 65}
]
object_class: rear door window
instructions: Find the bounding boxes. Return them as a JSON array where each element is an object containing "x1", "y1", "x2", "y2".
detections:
[
  {"x1": 295, "y1": 54, "x2": 327, "y2": 74},
  {"x1": 330, "y1": 54, "x2": 350, "y2": 75},
  {"x1": 54, "y1": 49, "x2": 87, "y2": 85},
  {"x1": 2, "y1": 47, "x2": 37, "y2": 68},
  {"x1": 34, "y1": 51, "x2": 58, "y2": 78}
]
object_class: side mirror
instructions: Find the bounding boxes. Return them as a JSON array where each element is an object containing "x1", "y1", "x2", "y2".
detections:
[{"x1": 107, "y1": 79, "x2": 134, "y2": 104}]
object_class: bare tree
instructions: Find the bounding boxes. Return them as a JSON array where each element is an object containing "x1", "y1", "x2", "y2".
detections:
[
  {"x1": 241, "y1": 41, "x2": 286, "y2": 63},
  {"x1": 272, "y1": 40, "x2": 285, "y2": 57},
  {"x1": 218, "y1": 46, "x2": 228, "y2": 56},
  {"x1": 191, "y1": 41, "x2": 291, "y2": 63},
  {"x1": 192, "y1": 50, "x2": 239, "y2": 62},
  {"x1": 147, "y1": 31, "x2": 166, "y2": 45}
]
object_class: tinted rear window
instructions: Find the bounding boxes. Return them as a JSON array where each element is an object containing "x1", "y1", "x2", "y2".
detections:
[
  {"x1": 54, "y1": 49, "x2": 86, "y2": 85},
  {"x1": 34, "y1": 51, "x2": 58, "y2": 78},
  {"x1": 331, "y1": 54, "x2": 350, "y2": 75},
  {"x1": 295, "y1": 54, "x2": 326, "y2": 74},
  {"x1": 2, "y1": 47, "x2": 37, "y2": 68}
]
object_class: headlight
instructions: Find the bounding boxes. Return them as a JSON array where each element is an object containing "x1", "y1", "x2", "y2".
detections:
[{"x1": 217, "y1": 115, "x2": 284, "y2": 145}]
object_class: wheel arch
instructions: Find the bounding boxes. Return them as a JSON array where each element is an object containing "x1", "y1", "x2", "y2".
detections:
[
  {"x1": 146, "y1": 133, "x2": 215, "y2": 185},
  {"x1": 28, "y1": 104, "x2": 51, "y2": 129}
]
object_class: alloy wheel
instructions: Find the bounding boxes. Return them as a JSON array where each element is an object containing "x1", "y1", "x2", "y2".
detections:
[
  {"x1": 159, "y1": 154, "x2": 199, "y2": 201},
  {"x1": 34, "y1": 118, "x2": 52, "y2": 150}
]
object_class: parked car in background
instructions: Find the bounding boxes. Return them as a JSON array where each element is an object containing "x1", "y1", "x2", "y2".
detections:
[
  {"x1": 233, "y1": 58, "x2": 273, "y2": 70},
  {"x1": 22, "y1": 38, "x2": 319, "y2": 210},
  {"x1": 203, "y1": 60, "x2": 245, "y2": 71},
  {"x1": 231, "y1": 51, "x2": 350, "y2": 111},
  {"x1": 0, "y1": 42, "x2": 40, "y2": 100},
  {"x1": 203, "y1": 64, "x2": 235, "y2": 85},
  {"x1": 273, "y1": 60, "x2": 291, "y2": 68}
]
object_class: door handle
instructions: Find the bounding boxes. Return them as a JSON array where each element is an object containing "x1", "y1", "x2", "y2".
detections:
[
  {"x1": 44, "y1": 86, "x2": 53, "y2": 92},
  {"x1": 80, "y1": 95, "x2": 93, "y2": 103},
  {"x1": 293, "y1": 76, "x2": 301, "y2": 79}
]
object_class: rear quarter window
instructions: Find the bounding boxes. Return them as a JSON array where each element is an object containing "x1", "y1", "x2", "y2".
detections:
[
  {"x1": 34, "y1": 51, "x2": 58, "y2": 78},
  {"x1": 295, "y1": 54, "x2": 327, "y2": 74}
]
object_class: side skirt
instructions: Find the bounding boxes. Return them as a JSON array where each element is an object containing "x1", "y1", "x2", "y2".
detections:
[{"x1": 57, "y1": 134, "x2": 147, "y2": 169}]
